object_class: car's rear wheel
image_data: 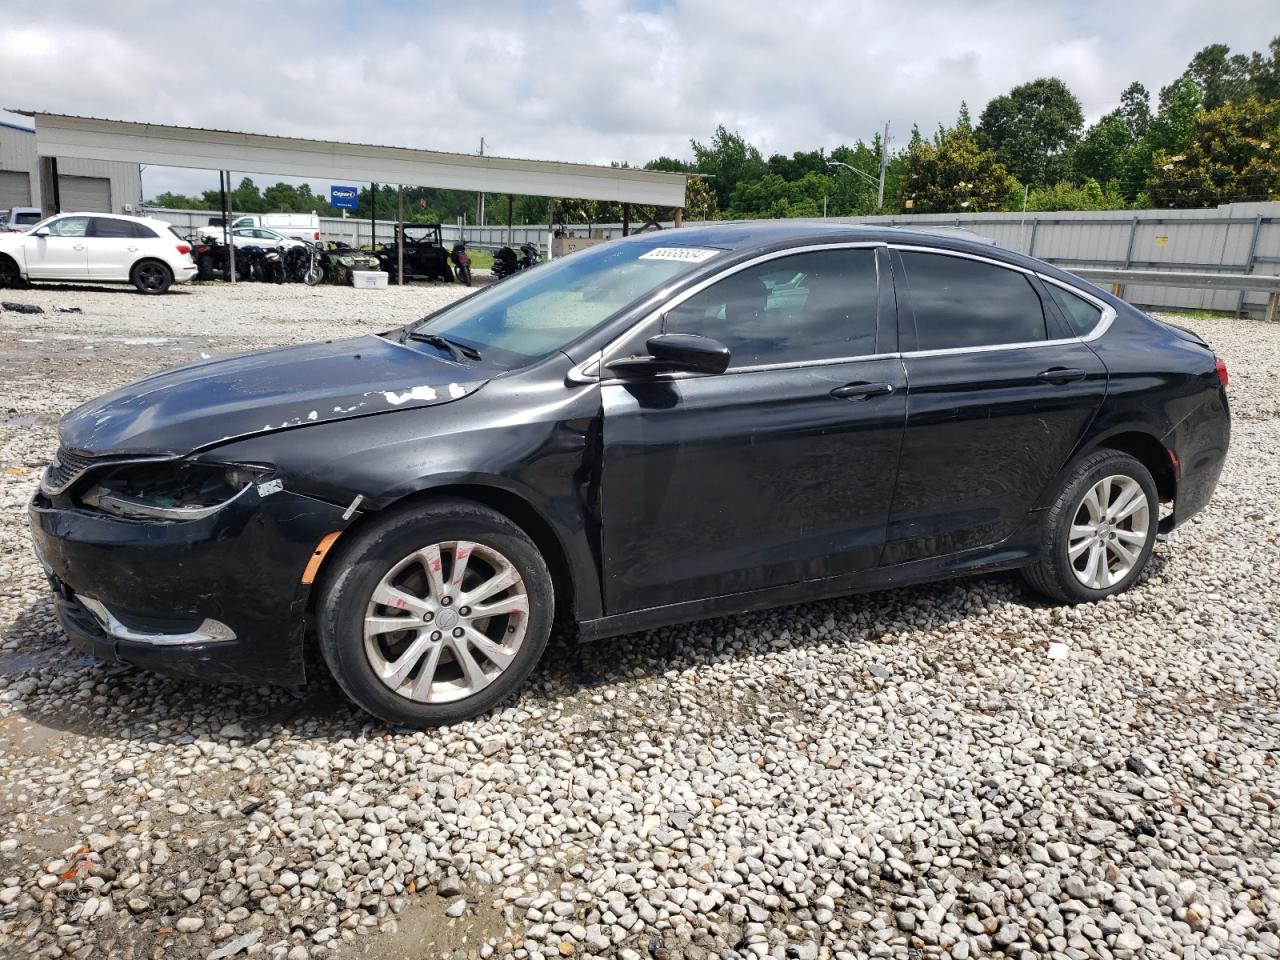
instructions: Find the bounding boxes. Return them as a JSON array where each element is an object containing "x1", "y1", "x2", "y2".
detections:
[
  {"x1": 317, "y1": 499, "x2": 553, "y2": 727},
  {"x1": 1022, "y1": 449, "x2": 1158, "y2": 603},
  {"x1": 131, "y1": 259, "x2": 172, "y2": 294}
]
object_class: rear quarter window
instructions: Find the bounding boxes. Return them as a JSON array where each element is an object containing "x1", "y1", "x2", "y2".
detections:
[{"x1": 1046, "y1": 283, "x2": 1104, "y2": 336}]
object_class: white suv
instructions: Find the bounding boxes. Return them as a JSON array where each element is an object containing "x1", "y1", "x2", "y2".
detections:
[{"x1": 0, "y1": 212, "x2": 198, "y2": 294}]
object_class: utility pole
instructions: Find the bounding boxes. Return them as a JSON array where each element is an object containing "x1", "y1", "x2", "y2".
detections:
[
  {"x1": 477, "y1": 137, "x2": 485, "y2": 230},
  {"x1": 877, "y1": 121, "x2": 891, "y2": 212}
]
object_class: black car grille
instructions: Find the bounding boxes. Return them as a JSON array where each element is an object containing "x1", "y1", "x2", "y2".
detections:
[{"x1": 43, "y1": 447, "x2": 98, "y2": 493}]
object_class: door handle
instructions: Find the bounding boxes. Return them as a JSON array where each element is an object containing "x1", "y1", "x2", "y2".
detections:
[
  {"x1": 830, "y1": 382, "x2": 894, "y2": 400},
  {"x1": 73, "y1": 244, "x2": 85, "y2": 251},
  {"x1": 126, "y1": 246, "x2": 139, "y2": 252},
  {"x1": 1037, "y1": 367, "x2": 1088, "y2": 384}
]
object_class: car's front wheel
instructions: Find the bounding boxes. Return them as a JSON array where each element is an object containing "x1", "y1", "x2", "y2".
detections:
[
  {"x1": 1023, "y1": 449, "x2": 1159, "y2": 603},
  {"x1": 131, "y1": 259, "x2": 172, "y2": 294},
  {"x1": 317, "y1": 499, "x2": 553, "y2": 727}
]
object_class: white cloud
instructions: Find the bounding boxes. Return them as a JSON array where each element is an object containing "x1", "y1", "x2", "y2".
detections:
[{"x1": 1, "y1": 0, "x2": 1275, "y2": 199}]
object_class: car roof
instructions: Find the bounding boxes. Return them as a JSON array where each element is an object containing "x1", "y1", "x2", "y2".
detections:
[{"x1": 617, "y1": 220, "x2": 1076, "y2": 283}]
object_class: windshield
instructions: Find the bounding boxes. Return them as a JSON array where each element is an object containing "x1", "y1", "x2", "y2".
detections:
[{"x1": 404, "y1": 239, "x2": 723, "y2": 367}]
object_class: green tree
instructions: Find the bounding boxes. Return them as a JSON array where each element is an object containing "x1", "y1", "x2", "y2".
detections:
[
  {"x1": 1147, "y1": 96, "x2": 1280, "y2": 207},
  {"x1": 1246, "y1": 37, "x2": 1280, "y2": 101},
  {"x1": 1163, "y1": 43, "x2": 1252, "y2": 110},
  {"x1": 1027, "y1": 178, "x2": 1129, "y2": 212},
  {"x1": 976, "y1": 77, "x2": 1084, "y2": 188},
  {"x1": 690, "y1": 125, "x2": 767, "y2": 209},
  {"x1": 901, "y1": 113, "x2": 1018, "y2": 213}
]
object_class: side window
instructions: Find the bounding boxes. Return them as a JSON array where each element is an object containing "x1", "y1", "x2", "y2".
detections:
[
  {"x1": 44, "y1": 216, "x2": 90, "y2": 238},
  {"x1": 664, "y1": 249, "x2": 878, "y2": 368},
  {"x1": 1046, "y1": 283, "x2": 1103, "y2": 336},
  {"x1": 131, "y1": 222, "x2": 158, "y2": 239},
  {"x1": 232, "y1": 217, "x2": 252, "y2": 229},
  {"x1": 89, "y1": 217, "x2": 134, "y2": 238},
  {"x1": 900, "y1": 251, "x2": 1047, "y2": 350},
  {"x1": 15, "y1": 211, "x2": 40, "y2": 226}
]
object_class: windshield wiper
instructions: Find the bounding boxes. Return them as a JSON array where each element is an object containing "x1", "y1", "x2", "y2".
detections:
[{"x1": 403, "y1": 331, "x2": 482, "y2": 362}]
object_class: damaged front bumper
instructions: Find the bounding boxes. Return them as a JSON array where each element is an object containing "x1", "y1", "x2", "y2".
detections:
[{"x1": 28, "y1": 483, "x2": 351, "y2": 685}]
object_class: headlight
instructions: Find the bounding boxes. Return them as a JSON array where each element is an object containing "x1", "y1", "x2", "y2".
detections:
[{"x1": 78, "y1": 460, "x2": 272, "y2": 521}]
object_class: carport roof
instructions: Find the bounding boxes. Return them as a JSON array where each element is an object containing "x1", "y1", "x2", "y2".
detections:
[{"x1": 9, "y1": 111, "x2": 689, "y2": 208}]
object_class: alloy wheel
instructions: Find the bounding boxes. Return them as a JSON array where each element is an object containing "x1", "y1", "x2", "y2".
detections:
[
  {"x1": 362, "y1": 541, "x2": 530, "y2": 704},
  {"x1": 135, "y1": 262, "x2": 168, "y2": 292},
  {"x1": 1067, "y1": 474, "x2": 1150, "y2": 590}
]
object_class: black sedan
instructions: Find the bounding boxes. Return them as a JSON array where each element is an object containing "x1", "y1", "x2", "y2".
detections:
[{"x1": 29, "y1": 223, "x2": 1230, "y2": 727}]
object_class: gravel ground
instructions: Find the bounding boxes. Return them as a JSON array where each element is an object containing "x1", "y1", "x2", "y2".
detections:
[{"x1": 0, "y1": 281, "x2": 1276, "y2": 960}]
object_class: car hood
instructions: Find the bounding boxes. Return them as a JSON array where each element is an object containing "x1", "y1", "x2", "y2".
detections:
[{"x1": 59, "y1": 334, "x2": 487, "y2": 457}]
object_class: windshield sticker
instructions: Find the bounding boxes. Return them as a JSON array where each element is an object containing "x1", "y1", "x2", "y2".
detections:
[{"x1": 638, "y1": 247, "x2": 720, "y2": 263}]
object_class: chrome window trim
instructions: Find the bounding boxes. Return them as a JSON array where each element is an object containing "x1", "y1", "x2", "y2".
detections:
[
  {"x1": 889, "y1": 243, "x2": 1116, "y2": 355},
  {"x1": 597, "y1": 351, "x2": 903, "y2": 387},
  {"x1": 571, "y1": 241, "x2": 888, "y2": 383}
]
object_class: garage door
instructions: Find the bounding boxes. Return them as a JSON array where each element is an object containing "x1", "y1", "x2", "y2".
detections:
[
  {"x1": 58, "y1": 175, "x2": 111, "y2": 213},
  {"x1": 0, "y1": 171, "x2": 31, "y2": 208}
]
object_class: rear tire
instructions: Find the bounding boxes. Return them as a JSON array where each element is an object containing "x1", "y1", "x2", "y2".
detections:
[
  {"x1": 1022, "y1": 449, "x2": 1158, "y2": 604},
  {"x1": 317, "y1": 498, "x2": 554, "y2": 728},
  {"x1": 131, "y1": 259, "x2": 172, "y2": 295}
]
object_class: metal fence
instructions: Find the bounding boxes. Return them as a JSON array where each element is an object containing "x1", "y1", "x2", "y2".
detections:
[{"x1": 145, "y1": 201, "x2": 1280, "y2": 317}]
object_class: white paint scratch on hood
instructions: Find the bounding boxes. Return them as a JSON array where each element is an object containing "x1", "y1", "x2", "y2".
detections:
[{"x1": 381, "y1": 385, "x2": 438, "y2": 406}]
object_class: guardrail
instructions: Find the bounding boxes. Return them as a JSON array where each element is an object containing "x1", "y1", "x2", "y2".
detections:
[{"x1": 1066, "y1": 267, "x2": 1280, "y2": 322}]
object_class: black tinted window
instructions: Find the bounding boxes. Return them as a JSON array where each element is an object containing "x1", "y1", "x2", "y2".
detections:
[
  {"x1": 665, "y1": 249, "x2": 878, "y2": 367},
  {"x1": 90, "y1": 217, "x2": 134, "y2": 238},
  {"x1": 15, "y1": 211, "x2": 40, "y2": 225},
  {"x1": 1047, "y1": 283, "x2": 1102, "y2": 336},
  {"x1": 132, "y1": 222, "x2": 158, "y2": 239},
  {"x1": 900, "y1": 251, "x2": 1047, "y2": 350}
]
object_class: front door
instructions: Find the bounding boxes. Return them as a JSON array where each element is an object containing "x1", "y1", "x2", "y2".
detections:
[
  {"x1": 884, "y1": 248, "x2": 1108, "y2": 564},
  {"x1": 600, "y1": 246, "x2": 907, "y2": 614},
  {"x1": 24, "y1": 215, "x2": 90, "y2": 279}
]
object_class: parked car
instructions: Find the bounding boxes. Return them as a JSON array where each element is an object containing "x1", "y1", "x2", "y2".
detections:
[
  {"x1": 199, "y1": 225, "x2": 305, "y2": 250},
  {"x1": 1, "y1": 206, "x2": 43, "y2": 233},
  {"x1": 0, "y1": 212, "x2": 197, "y2": 294},
  {"x1": 229, "y1": 213, "x2": 321, "y2": 243},
  {"x1": 29, "y1": 223, "x2": 1229, "y2": 727}
]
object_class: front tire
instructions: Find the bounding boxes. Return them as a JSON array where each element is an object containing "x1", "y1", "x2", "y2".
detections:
[
  {"x1": 0, "y1": 254, "x2": 24, "y2": 288},
  {"x1": 317, "y1": 499, "x2": 554, "y2": 728},
  {"x1": 131, "y1": 259, "x2": 172, "y2": 294},
  {"x1": 1022, "y1": 449, "x2": 1158, "y2": 604}
]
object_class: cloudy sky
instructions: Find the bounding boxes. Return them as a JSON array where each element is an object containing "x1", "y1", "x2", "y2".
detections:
[{"x1": 2, "y1": 0, "x2": 1276, "y2": 200}]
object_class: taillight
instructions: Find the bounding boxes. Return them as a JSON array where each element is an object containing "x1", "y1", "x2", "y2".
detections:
[
  {"x1": 1215, "y1": 356, "x2": 1228, "y2": 388},
  {"x1": 314, "y1": 231, "x2": 321, "y2": 241},
  {"x1": 176, "y1": 244, "x2": 191, "y2": 255}
]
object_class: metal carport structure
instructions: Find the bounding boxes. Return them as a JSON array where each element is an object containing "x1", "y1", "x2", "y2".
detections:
[{"x1": 11, "y1": 111, "x2": 690, "y2": 281}]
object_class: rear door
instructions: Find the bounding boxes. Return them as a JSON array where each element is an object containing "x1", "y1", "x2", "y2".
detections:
[
  {"x1": 86, "y1": 216, "x2": 142, "y2": 279},
  {"x1": 883, "y1": 247, "x2": 1107, "y2": 564},
  {"x1": 599, "y1": 245, "x2": 907, "y2": 613},
  {"x1": 24, "y1": 215, "x2": 90, "y2": 279}
]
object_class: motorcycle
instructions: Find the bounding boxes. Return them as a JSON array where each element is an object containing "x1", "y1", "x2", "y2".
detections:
[
  {"x1": 491, "y1": 245, "x2": 520, "y2": 280},
  {"x1": 518, "y1": 241, "x2": 541, "y2": 271},
  {"x1": 450, "y1": 241, "x2": 472, "y2": 286},
  {"x1": 237, "y1": 245, "x2": 285, "y2": 284},
  {"x1": 284, "y1": 242, "x2": 325, "y2": 285}
]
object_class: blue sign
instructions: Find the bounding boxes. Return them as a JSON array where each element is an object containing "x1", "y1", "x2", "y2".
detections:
[{"x1": 330, "y1": 185, "x2": 359, "y2": 210}]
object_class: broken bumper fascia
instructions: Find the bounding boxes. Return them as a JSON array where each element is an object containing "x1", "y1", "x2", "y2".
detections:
[{"x1": 28, "y1": 485, "x2": 352, "y2": 685}]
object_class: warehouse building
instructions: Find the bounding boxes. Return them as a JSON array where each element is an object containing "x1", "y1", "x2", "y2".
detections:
[{"x1": 0, "y1": 118, "x2": 141, "y2": 216}]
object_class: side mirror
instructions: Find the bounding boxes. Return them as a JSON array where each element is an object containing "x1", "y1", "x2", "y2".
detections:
[
  {"x1": 32, "y1": 228, "x2": 49, "y2": 238},
  {"x1": 606, "y1": 332, "x2": 731, "y2": 377}
]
